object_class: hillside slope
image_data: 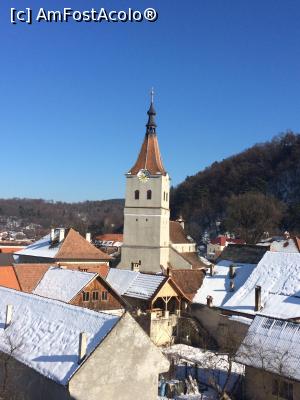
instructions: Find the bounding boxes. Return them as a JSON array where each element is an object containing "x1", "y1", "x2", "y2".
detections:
[{"x1": 170, "y1": 132, "x2": 300, "y2": 239}]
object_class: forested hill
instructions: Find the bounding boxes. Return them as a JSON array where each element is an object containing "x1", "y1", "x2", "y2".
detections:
[
  {"x1": 170, "y1": 132, "x2": 300, "y2": 240},
  {"x1": 0, "y1": 198, "x2": 124, "y2": 237}
]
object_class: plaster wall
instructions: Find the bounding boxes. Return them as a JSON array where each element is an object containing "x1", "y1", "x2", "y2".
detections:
[{"x1": 69, "y1": 312, "x2": 170, "y2": 400}]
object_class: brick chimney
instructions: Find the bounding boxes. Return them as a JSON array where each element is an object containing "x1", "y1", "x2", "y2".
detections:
[{"x1": 255, "y1": 285, "x2": 262, "y2": 311}]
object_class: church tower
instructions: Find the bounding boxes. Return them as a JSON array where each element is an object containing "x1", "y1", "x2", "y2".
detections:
[{"x1": 118, "y1": 91, "x2": 170, "y2": 273}]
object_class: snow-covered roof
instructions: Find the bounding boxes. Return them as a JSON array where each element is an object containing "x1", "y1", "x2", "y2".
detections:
[
  {"x1": 223, "y1": 252, "x2": 300, "y2": 318},
  {"x1": 32, "y1": 267, "x2": 97, "y2": 302},
  {"x1": 106, "y1": 269, "x2": 165, "y2": 300},
  {"x1": 193, "y1": 260, "x2": 256, "y2": 307},
  {"x1": 270, "y1": 238, "x2": 299, "y2": 253},
  {"x1": 236, "y1": 315, "x2": 300, "y2": 381},
  {"x1": 0, "y1": 287, "x2": 119, "y2": 385},
  {"x1": 15, "y1": 234, "x2": 59, "y2": 258}
]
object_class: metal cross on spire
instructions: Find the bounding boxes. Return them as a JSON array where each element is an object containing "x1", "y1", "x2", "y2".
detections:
[{"x1": 150, "y1": 87, "x2": 154, "y2": 104}]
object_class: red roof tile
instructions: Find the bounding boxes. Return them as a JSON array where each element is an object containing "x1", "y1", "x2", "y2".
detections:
[
  {"x1": 56, "y1": 229, "x2": 111, "y2": 261},
  {"x1": 129, "y1": 133, "x2": 166, "y2": 175},
  {"x1": 95, "y1": 234, "x2": 123, "y2": 242},
  {"x1": 170, "y1": 269, "x2": 205, "y2": 301},
  {"x1": 14, "y1": 264, "x2": 52, "y2": 293},
  {"x1": 169, "y1": 221, "x2": 191, "y2": 244},
  {"x1": 0, "y1": 266, "x2": 20, "y2": 291}
]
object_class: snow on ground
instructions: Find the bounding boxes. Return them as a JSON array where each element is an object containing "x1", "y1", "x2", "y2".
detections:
[
  {"x1": 33, "y1": 267, "x2": 97, "y2": 302},
  {"x1": 163, "y1": 344, "x2": 243, "y2": 396}
]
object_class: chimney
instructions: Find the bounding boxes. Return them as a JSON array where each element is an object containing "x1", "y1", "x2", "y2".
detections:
[
  {"x1": 86, "y1": 232, "x2": 91, "y2": 243},
  {"x1": 166, "y1": 266, "x2": 173, "y2": 277},
  {"x1": 229, "y1": 264, "x2": 236, "y2": 278},
  {"x1": 283, "y1": 231, "x2": 290, "y2": 240},
  {"x1": 59, "y1": 228, "x2": 65, "y2": 242},
  {"x1": 209, "y1": 264, "x2": 214, "y2": 276},
  {"x1": 229, "y1": 279, "x2": 235, "y2": 292},
  {"x1": 206, "y1": 295, "x2": 213, "y2": 308},
  {"x1": 5, "y1": 304, "x2": 13, "y2": 328},
  {"x1": 50, "y1": 228, "x2": 55, "y2": 242},
  {"x1": 78, "y1": 332, "x2": 87, "y2": 364},
  {"x1": 255, "y1": 285, "x2": 262, "y2": 311},
  {"x1": 177, "y1": 215, "x2": 185, "y2": 230}
]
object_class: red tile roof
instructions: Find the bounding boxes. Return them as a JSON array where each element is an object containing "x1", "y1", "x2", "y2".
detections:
[
  {"x1": 170, "y1": 269, "x2": 205, "y2": 301},
  {"x1": 129, "y1": 132, "x2": 166, "y2": 175},
  {"x1": 95, "y1": 234, "x2": 124, "y2": 242},
  {"x1": 210, "y1": 236, "x2": 245, "y2": 246},
  {"x1": 56, "y1": 229, "x2": 111, "y2": 261},
  {"x1": 14, "y1": 264, "x2": 52, "y2": 293},
  {"x1": 0, "y1": 266, "x2": 20, "y2": 291},
  {"x1": 169, "y1": 221, "x2": 191, "y2": 244}
]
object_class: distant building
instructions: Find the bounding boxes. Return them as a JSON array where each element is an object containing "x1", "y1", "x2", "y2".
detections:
[
  {"x1": 118, "y1": 94, "x2": 207, "y2": 273},
  {"x1": 236, "y1": 315, "x2": 300, "y2": 400},
  {"x1": 32, "y1": 266, "x2": 125, "y2": 313},
  {"x1": 206, "y1": 236, "x2": 245, "y2": 261},
  {"x1": 14, "y1": 228, "x2": 111, "y2": 265},
  {"x1": 0, "y1": 287, "x2": 169, "y2": 400}
]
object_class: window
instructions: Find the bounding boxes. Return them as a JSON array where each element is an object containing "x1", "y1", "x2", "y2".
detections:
[
  {"x1": 134, "y1": 190, "x2": 139, "y2": 200},
  {"x1": 79, "y1": 268, "x2": 88, "y2": 272},
  {"x1": 272, "y1": 379, "x2": 293, "y2": 400},
  {"x1": 92, "y1": 291, "x2": 99, "y2": 301},
  {"x1": 163, "y1": 192, "x2": 165, "y2": 201},
  {"x1": 166, "y1": 193, "x2": 168, "y2": 202},
  {"x1": 82, "y1": 292, "x2": 90, "y2": 302},
  {"x1": 101, "y1": 291, "x2": 108, "y2": 301},
  {"x1": 147, "y1": 190, "x2": 152, "y2": 200}
]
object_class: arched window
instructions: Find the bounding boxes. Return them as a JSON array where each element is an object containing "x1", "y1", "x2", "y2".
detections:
[
  {"x1": 147, "y1": 190, "x2": 152, "y2": 200},
  {"x1": 134, "y1": 190, "x2": 139, "y2": 200}
]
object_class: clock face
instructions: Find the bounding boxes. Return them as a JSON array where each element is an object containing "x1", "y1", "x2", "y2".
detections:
[{"x1": 137, "y1": 169, "x2": 150, "y2": 182}]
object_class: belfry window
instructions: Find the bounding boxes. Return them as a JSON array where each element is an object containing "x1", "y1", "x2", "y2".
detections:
[
  {"x1": 134, "y1": 190, "x2": 139, "y2": 200},
  {"x1": 147, "y1": 190, "x2": 152, "y2": 200}
]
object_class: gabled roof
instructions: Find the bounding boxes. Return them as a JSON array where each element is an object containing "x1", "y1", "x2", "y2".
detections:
[
  {"x1": 106, "y1": 269, "x2": 165, "y2": 300},
  {"x1": 193, "y1": 259, "x2": 256, "y2": 307},
  {"x1": 0, "y1": 287, "x2": 120, "y2": 385},
  {"x1": 171, "y1": 269, "x2": 205, "y2": 301},
  {"x1": 236, "y1": 315, "x2": 300, "y2": 382},
  {"x1": 128, "y1": 132, "x2": 166, "y2": 175},
  {"x1": 223, "y1": 251, "x2": 300, "y2": 319},
  {"x1": 15, "y1": 229, "x2": 111, "y2": 261},
  {"x1": 179, "y1": 252, "x2": 208, "y2": 269},
  {"x1": 56, "y1": 229, "x2": 111, "y2": 260},
  {"x1": 14, "y1": 263, "x2": 52, "y2": 292},
  {"x1": 169, "y1": 221, "x2": 192, "y2": 244},
  {"x1": 217, "y1": 244, "x2": 269, "y2": 264},
  {"x1": 32, "y1": 267, "x2": 97, "y2": 302}
]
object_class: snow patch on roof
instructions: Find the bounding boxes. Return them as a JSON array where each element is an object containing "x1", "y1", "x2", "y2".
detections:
[
  {"x1": 193, "y1": 259, "x2": 256, "y2": 307},
  {"x1": 15, "y1": 234, "x2": 59, "y2": 259},
  {"x1": 33, "y1": 267, "x2": 97, "y2": 302},
  {"x1": 107, "y1": 269, "x2": 165, "y2": 300},
  {"x1": 0, "y1": 287, "x2": 119, "y2": 385}
]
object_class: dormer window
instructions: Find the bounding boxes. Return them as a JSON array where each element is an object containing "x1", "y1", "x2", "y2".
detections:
[
  {"x1": 147, "y1": 190, "x2": 152, "y2": 200},
  {"x1": 134, "y1": 190, "x2": 139, "y2": 200}
]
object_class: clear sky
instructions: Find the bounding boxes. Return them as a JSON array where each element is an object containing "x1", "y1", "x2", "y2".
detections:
[{"x1": 1, "y1": 0, "x2": 300, "y2": 201}]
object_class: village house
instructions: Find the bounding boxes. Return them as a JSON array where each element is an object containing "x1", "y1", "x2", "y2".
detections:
[
  {"x1": 236, "y1": 315, "x2": 300, "y2": 400},
  {"x1": 190, "y1": 250, "x2": 300, "y2": 350},
  {"x1": 32, "y1": 266, "x2": 126, "y2": 313},
  {"x1": 106, "y1": 268, "x2": 197, "y2": 346},
  {"x1": 118, "y1": 93, "x2": 207, "y2": 273},
  {"x1": 14, "y1": 227, "x2": 111, "y2": 268},
  {"x1": 206, "y1": 236, "x2": 245, "y2": 261},
  {"x1": 0, "y1": 287, "x2": 169, "y2": 400}
]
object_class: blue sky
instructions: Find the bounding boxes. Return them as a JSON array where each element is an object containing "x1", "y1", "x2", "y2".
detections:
[{"x1": 1, "y1": 0, "x2": 300, "y2": 201}]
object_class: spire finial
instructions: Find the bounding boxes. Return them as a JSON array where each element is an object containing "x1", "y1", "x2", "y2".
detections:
[{"x1": 146, "y1": 88, "x2": 157, "y2": 133}]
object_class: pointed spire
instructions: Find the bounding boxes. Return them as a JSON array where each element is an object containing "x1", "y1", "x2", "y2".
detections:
[{"x1": 146, "y1": 88, "x2": 157, "y2": 133}]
